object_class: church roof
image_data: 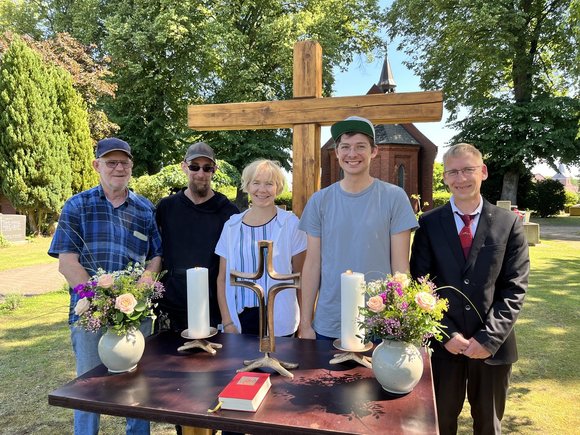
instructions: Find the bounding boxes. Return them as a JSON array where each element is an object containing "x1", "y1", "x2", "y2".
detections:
[
  {"x1": 375, "y1": 124, "x2": 420, "y2": 145},
  {"x1": 378, "y1": 56, "x2": 396, "y2": 93}
]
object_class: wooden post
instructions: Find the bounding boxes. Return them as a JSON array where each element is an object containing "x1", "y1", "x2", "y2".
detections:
[{"x1": 292, "y1": 41, "x2": 322, "y2": 213}]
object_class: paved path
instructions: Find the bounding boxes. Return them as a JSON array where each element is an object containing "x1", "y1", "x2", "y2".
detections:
[
  {"x1": 0, "y1": 262, "x2": 66, "y2": 299},
  {"x1": 539, "y1": 225, "x2": 580, "y2": 241}
]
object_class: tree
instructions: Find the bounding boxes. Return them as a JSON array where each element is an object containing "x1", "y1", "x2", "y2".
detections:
[
  {"x1": 194, "y1": 0, "x2": 385, "y2": 207},
  {"x1": 0, "y1": 0, "x2": 45, "y2": 39},
  {"x1": 386, "y1": 0, "x2": 580, "y2": 203},
  {"x1": 33, "y1": 33, "x2": 118, "y2": 140},
  {"x1": 2, "y1": 1, "x2": 386, "y2": 183},
  {"x1": 102, "y1": 0, "x2": 384, "y2": 180},
  {"x1": 531, "y1": 178, "x2": 566, "y2": 217},
  {"x1": 0, "y1": 36, "x2": 72, "y2": 233},
  {"x1": 433, "y1": 162, "x2": 445, "y2": 192},
  {"x1": 52, "y1": 66, "x2": 98, "y2": 193}
]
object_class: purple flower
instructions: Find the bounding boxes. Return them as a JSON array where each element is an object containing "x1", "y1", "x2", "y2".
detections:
[
  {"x1": 387, "y1": 281, "x2": 403, "y2": 296},
  {"x1": 400, "y1": 301, "x2": 409, "y2": 311},
  {"x1": 73, "y1": 282, "x2": 96, "y2": 298}
]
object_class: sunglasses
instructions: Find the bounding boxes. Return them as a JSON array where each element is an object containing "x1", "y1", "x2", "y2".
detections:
[{"x1": 187, "y1": 164, "x2": 217, "y2": 173}]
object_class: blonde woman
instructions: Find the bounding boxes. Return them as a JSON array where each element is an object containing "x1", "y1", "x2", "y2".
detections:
[{"x1": 215, "y1": 159, "x2": 306, "y2": 336}]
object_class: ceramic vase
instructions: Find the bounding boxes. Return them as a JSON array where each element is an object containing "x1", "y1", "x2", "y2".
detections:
[
  {"x1": 371, "y1": 339, "x2": 423, "y2": 394},
  {"x1": 98, "y1": 327, "x2": 145, "y2": 373}
]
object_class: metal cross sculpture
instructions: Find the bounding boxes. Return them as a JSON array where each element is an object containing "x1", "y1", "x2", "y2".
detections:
[{"x1": 230, "y1": 240, "x2": 301, "y2": 379}]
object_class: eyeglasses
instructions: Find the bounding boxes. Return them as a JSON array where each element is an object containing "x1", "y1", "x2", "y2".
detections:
[
  {"x1": 103, "y1": 160, "x2": 133, "y2": 169},
  {"x1": 443, "y1": 166, "x2": 481, "y2": 177},
  {"x1": 188, "y1": 164, "x2": 217, "y2": 173}
]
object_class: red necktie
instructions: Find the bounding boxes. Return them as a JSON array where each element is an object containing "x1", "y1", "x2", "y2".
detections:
[{"x1": 456, "y1": 213, "x2": 476, "y2": 258}]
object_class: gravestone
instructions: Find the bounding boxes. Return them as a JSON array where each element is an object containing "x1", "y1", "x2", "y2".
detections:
[
  {"x1": 523, "y1": 223, "x2": 540, "y2": 246},
  {"x1": 0, "y1": 213, "x2": 26, "y2": 243},
  {"x1": 496, "y1": 201, "x2": 512, "y2": 210}
]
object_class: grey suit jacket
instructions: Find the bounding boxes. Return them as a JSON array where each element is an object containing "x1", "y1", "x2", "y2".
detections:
[{"x1": 410, "y1": 200, "x2": 529, "y2": 364}]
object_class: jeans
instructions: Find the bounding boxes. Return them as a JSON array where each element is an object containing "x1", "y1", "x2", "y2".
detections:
[{"x1": 70, "y1": 319, "x2": 152, "y2": 435}]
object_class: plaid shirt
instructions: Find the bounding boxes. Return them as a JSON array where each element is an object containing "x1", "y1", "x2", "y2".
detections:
[{"x1": 49, "y1": 185, "x2": 162, "y2": 322}]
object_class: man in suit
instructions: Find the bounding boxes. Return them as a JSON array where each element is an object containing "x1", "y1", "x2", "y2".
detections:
[{"x1": 410, "y1": 143, "x2": 529, "y2": 435}]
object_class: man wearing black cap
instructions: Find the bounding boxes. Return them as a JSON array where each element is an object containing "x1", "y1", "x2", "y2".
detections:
[
  {"x1": 298, "y1": 116, "x2": 417, "y2": 340},
  {"x1": 49, "y1": 137, "x2": 162, "y2": 434},
  {"x1": 156, "y1": 142, "x2": 239, "y2": 331}
]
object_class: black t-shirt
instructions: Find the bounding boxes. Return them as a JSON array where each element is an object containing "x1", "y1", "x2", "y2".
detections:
[{"x1": 155, "y1": 188, "x2": 239, "y2": 329}]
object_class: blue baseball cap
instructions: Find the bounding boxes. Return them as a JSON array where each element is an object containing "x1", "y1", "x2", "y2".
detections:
[{"x1": 96, "y1": 138, "x2": 133, "y2": 159}]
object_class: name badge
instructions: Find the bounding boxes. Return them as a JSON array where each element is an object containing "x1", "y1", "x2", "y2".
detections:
[{"x1": 133, "y1": 230, "x2": 148, "y2": 241}]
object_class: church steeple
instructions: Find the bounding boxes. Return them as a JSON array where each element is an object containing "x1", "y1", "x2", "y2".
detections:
[{"x1": 378, "y1": 55, "x2": 396, "y2": 93}]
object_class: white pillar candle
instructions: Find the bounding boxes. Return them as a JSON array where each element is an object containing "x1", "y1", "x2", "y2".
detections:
[
  {"x1": 341, "y1": 270, "x2": 366, "y2": 351},
  {"x1": 186, "y1": 267, "x2": 210, "y2": 338}
]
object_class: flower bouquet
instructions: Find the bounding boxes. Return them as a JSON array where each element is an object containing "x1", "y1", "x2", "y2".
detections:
[
  {"x1": 359, "y1": 273, "x2": 449, "y2": 393},
  {"x1": 73, "y1": 263, "x2": 165, "y2": 336},
  {"x1": 359, "y1": 272, "x2": 448, "y2": 346}
]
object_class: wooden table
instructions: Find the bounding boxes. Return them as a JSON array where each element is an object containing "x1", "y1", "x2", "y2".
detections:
[{"x1": 49, "y1": 332, "x2": 438, "y2": 434}]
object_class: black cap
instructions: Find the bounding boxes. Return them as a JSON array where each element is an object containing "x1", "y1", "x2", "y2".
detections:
[{"x1": 96, "y1": 138, "x2": 132, "y2": 158}]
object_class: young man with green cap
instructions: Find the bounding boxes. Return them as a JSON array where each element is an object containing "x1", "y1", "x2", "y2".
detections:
[{"x1": 298, "y1": 116, "x2": 417, "y2": 340}]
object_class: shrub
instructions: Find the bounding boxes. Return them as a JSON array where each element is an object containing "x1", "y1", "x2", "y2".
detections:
[
  {"x1": 531, "y1": 179, "x2": 566, "y2": 217},
  {"x1": 275, "y1": 191, "x2": 293, "y2": 210},
  {"x1": 564, "y1": 190, "x2": 578, "y2": 209},
  {"x1": 432, "y1": 191, "x2": 451, "y2": 208},
  {"x1": 130, "y1": 160, "x2": 240, "y2": 204},
  {"x1": 0, "y1": 234, "x2": 10, "y2": 248},
  {"x1": 0, "y1": 293, "x2": 22, "y2": 312}
]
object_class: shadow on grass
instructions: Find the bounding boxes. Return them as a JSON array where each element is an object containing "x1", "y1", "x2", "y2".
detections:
[{"x1": 516, "y1": 254, "x2": 579, "y2": 383}]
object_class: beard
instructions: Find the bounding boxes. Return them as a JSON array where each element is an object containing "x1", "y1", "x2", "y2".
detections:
[{"x1": 189, "y1": 179, "x2": 211, "y2": 198}]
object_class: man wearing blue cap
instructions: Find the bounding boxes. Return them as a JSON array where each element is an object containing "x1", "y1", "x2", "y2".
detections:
[
  {"x1": 298, "y1": 116, "x2": 417, "y2": 340},
  {"x1": 49, "y1": 137, "x2": 162, "y2": 435}
]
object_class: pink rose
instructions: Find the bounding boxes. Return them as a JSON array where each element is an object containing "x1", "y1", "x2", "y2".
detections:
[
  {"x1": 74, "y1": 297, "x2": 91, "y2": 315},
  {"x1": 367, "y1": 295, "x2": 386, "y2": 313},
  {"x1": 115, "y1": 293, "x2": 138, "y2": 314},
  {"x1": 97, "y1": 274, "x2": 114, "y2": 288},
  {"x1": 415, "y1": 292, "x2": 436, "y2": 311}
]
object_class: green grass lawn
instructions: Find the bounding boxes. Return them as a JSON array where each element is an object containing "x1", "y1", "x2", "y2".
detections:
[
  {"x1": 1, "y1": 235, "x2": 579, "y2": 433},
  {"x1": 0, "y1": 236, "x2": 56, "y2": 271}
]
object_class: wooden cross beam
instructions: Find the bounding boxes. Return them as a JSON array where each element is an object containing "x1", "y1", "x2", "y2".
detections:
[{"x1": 188, "y1": 41, "x2": 443, "y2": 216}]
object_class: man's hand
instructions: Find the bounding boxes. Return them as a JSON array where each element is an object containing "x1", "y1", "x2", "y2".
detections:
[
  {"x1": 443, "y1": 334, "x2": 470, "y2": 355},
  {"x1": 463, "y1": 338, "x2": 492, "y2": 359}
]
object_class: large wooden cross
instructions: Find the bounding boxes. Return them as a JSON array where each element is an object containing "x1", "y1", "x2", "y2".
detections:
[{"x1": 188, "y1": 41, "x2": 442, "y2": 216}]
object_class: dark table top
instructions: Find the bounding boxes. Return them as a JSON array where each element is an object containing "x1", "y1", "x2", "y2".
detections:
[{"x1": 49, "y1": 331, "x2": 437, "y2": 434}]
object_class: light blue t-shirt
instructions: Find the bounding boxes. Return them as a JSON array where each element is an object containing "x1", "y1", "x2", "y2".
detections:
[{"x1": 299, "y1": 179, "x2": 418, "y2": 338}]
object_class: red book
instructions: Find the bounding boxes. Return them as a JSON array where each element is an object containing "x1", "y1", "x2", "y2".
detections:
[{"x1": 218, "y1": 372, "x2": 271, "y2": 412}]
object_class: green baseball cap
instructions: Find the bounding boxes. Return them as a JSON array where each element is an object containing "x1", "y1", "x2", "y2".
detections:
[{"x1": 331, "y1": 116, "x2": 375, "y2": 142}]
